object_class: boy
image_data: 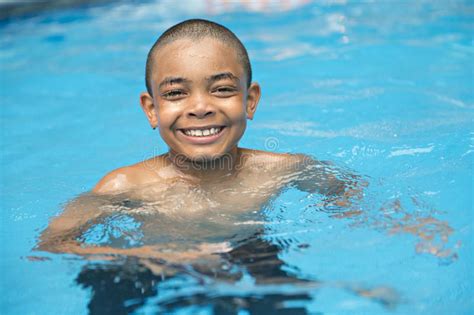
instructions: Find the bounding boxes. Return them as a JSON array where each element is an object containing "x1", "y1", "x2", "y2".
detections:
[{"x1": 38, "y1": 19, "x2": 358, "y2": 260}]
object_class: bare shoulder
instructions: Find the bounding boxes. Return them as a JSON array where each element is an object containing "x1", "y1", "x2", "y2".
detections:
[
  {"x1": 240, "y1": 148, "x2": 314, "y2": 172},
  {"x1": 92, "y1": 155, "x2": 167, "y2": 194}
]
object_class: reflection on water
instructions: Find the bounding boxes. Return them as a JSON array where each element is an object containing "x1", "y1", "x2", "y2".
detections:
[
  {"x1": 76, "y1": 234, "x2": 314, "y2": 315},
  {"x1": 75, "y1": 231, "x2": 400, "y2": 314}
]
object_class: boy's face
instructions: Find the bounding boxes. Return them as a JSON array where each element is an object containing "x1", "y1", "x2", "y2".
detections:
[{"x1": 140, "y1": 37, "x2": 260, "y2": 162}]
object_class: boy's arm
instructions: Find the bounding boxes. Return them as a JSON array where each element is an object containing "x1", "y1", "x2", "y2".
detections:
[
  {"x1": 36, "y1": 193, "x2": 230, "y2": 263},
  {"x1": 37, "y1": 167, "x2": 136, "y2": 252},
  {"x1": 36, "y1": 186, "x2": 230, "y2": 265},
  {"x1": 36, "y1": 193, "x2": 111, "y2": 253},
  {"x1": 290, "y1": 154, "x2": 366, "y2": 208}
]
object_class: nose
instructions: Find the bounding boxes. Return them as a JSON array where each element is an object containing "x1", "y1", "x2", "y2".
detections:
[{"x1": 185, "y1": 93, "x2": 215, "y2": 119}]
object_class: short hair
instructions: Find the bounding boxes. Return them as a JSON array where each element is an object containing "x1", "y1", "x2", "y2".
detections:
[{"x1": 145, "y1": 19, "x2": 252, "y2": 96}]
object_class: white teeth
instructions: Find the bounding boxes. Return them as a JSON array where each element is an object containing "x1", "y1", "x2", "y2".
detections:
[{"x1": 184, "y1": 127, "x2": 222, "y2": 137}]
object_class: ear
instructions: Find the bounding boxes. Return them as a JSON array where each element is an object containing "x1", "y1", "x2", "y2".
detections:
[
  {"x1": 245, "y1": 82, "x2": 261, "y2": 120},
  {"x1": 140, "y1": 92, "x2": 158, "y2": 129}
]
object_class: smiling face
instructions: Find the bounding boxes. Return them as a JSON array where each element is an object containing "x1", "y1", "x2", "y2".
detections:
[{"x1": 140, "y1": 37, "x2": 261, "y2": 162}]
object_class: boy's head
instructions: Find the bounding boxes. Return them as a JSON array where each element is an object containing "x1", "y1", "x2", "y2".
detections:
[
  {"x1": 145, "y1": 19, "x2": 252, "y2": 96},
  {"x1": 140, "y1": 19, "x2": 261, "y2": 163}
]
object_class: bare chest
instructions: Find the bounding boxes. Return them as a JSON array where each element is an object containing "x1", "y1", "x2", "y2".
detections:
[{"x1": 126, "y1": 171, "x2": 284, "y2": 215}]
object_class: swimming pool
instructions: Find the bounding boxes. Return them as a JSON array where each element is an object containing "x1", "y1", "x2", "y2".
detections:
[{"x1": 1, "y1": 0, "x2": 473, "y2": 314}]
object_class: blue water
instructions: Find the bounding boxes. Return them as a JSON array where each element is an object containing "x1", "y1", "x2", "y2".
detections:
[{"x1": 1, "y1": 1, "x2": 473, "y2": 314}]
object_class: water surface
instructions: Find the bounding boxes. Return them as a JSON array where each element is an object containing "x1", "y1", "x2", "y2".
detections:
[{"x1": 1, "y1": 1, "x2": 473, "y2": 314}]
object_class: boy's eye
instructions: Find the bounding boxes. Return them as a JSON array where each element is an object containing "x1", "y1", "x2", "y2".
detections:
[
  {"x1": 161, "y1": 90, "x2": 186, "y2": 100},
  {"x1": 212, "y1": 86, "x2": 237, "y2": 96}
]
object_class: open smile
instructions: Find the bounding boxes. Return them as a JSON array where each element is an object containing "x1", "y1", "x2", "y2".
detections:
[{"x1": 177, "y1": 125, "x2": 226, "y2": 144}]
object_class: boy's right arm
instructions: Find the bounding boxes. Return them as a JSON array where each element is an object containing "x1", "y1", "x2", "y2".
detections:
[
  {"x1": 36, "y1": 193, "x2": 111, "y2": 253},
  {"x1": 37, "y1": 167, "x2": 134, "y2": 252},
  {"x1": 36, "y1": 167, "x2": 230, "y2": 264},
  {"x1": 36, "y1": 193, "x2": 229, "y2": 270}
]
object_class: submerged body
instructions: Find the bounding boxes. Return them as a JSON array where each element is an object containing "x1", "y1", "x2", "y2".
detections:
[{"x1": 39, "y1": 148, "x2": 353, "y2": 253}]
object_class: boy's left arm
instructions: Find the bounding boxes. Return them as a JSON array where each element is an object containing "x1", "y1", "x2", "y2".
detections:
[{"x1": 290, "y1": 154, "x2": 366, "y2": 208}]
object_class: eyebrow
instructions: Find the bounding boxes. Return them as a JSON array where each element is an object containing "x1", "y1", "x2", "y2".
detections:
[
  {"x1": 206, "y1": 72, "x2": 240, "y2": 85},
  {"x1": 158, "y1": 77, "x2": 191, "y2": 90}
]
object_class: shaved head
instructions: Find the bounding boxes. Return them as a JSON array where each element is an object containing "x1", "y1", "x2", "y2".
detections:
[{"x1": 145, "y1": 19, "x2": 252, "y2": 96}]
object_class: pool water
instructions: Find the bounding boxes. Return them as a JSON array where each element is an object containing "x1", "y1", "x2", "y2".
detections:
[{"x1": 1, "y1": 1, "x2": 473, "y2": 314}]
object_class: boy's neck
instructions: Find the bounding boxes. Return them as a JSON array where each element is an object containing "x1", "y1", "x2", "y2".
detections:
[{"x1": 166, "y1": 147, "x2": 245, "y2": 182}]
